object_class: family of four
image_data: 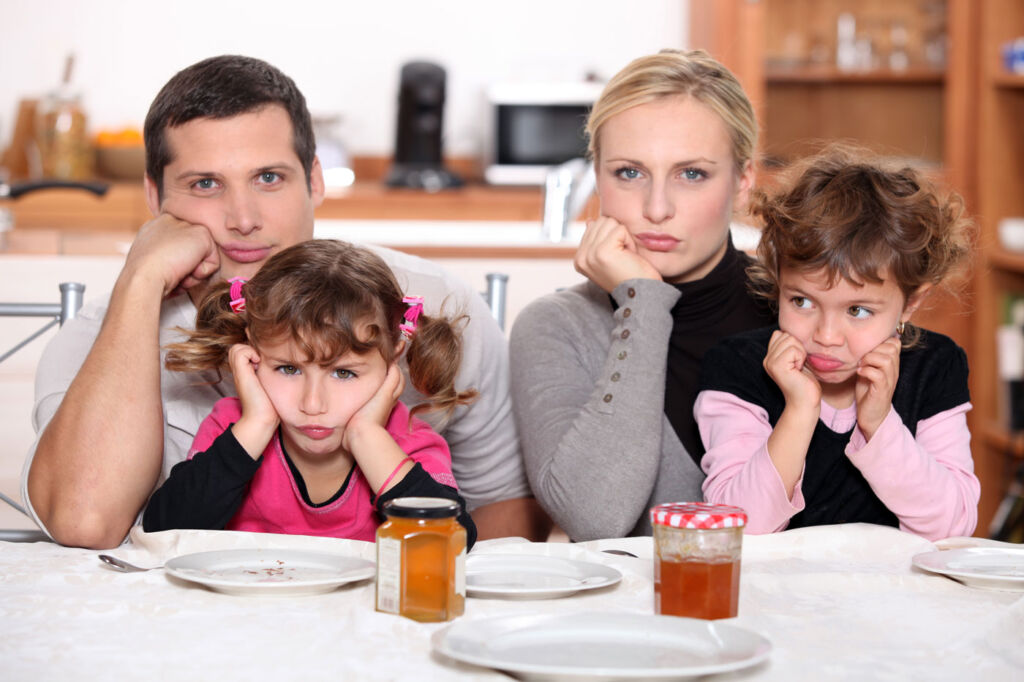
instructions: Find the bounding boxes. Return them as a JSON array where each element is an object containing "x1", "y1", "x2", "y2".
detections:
[{"x1": 21, "y1": 51, "x2": 980, "y2": 550}]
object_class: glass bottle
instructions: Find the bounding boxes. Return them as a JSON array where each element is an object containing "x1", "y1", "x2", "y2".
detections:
[{"x1": 376, "y1": 497, "x2": 466, "y2": 622}]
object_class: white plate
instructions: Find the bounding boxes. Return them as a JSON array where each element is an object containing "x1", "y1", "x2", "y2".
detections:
[
  {"x1": 432, "y1": 611, "x2": 772, "y2": 681},
  {"x1": 465, "y1": 554, "x2": 622, "y2": 599},
  {"x1": 164, "y1": 549, "x2": 375, "y2": 596},
  {"x1": 912, "y1": 547, "x2": 1024, "y2": 591}
]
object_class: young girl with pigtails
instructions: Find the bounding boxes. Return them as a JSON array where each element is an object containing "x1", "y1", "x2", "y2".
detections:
[{"x1": 143, "y1": 240, "x2": 477, "y2": 547}]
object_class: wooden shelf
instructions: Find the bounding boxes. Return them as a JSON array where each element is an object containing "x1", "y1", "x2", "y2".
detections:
[
  {"x1": 766, "y1": 66, "x2": 945, "y2": 85},
  {"x1": 993, "y1": 73, "x2": 1024, "y2": 89},
  {"x1": 988, "y1": 249, "x2": 1024, "y2": 275},
  {"x1": 981, "y1": 421, "x2": 1024, "y2": 460}
]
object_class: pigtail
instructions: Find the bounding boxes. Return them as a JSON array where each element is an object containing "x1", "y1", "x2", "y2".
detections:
[
  {"x1": 164, "y1": 280, "x2": 249, "y2": 375},
  {"x1": 405, "y1": 310, "x2": 478, "y2": 424}
]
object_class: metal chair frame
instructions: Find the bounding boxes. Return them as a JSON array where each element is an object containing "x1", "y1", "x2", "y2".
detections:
[
  {"x1": 482, "y1": 272, "x2": 508, "y2": 331},
  {"x1": 0, "y1": 282, "x2": 84, "y2": 542}
]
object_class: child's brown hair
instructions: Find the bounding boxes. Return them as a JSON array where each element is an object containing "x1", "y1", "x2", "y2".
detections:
[
  {"x1": 165, "y1": 239, "x2": 476, "y2": 421},
  {"x1": 747, "y1": 145, "x2": 974, "y2": 343}
]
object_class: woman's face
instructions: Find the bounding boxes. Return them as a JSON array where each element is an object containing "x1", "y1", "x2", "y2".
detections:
[{"x1": 595, "y1": 95, "x2": 753, "y2": 284}]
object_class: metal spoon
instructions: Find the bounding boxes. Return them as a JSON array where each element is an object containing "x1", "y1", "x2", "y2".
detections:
[
  {"x1": 98, "y1": 554, "x2": 161, "y2": 572},
  {"x1": 601, "y1": 549, "x2": 639, "y2": 558}
]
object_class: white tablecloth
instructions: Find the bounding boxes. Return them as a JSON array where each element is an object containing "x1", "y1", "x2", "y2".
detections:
[{"x1": 1, "y1": 524, "x2": 1021, "y2": 681}]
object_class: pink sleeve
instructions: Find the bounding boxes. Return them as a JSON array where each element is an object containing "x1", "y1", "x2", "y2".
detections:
[
  {"x1": 386, "y1": 402, "x2": 457, "y2": 490},
  {"x1": 695, "y1": 390, "x2": 806, "y2": 534},
  {"x1": 845, "y1": 403, "x2": 979, "y2": 540},
  {"x1": 187, "y1": 398, "x2": 242, "y2": 460}
]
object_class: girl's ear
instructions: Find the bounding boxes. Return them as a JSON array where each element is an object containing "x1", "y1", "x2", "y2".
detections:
[
  {"x1": 394, "y1": 338, "x2": 407, "y2": 357},
  {"x1": 902, "y1": 283, "x2": 934, "y2": 321}
]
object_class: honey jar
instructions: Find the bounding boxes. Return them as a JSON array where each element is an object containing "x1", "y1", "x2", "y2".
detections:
[
  {"x1": 651, "y1": 502, "x2": 746, "y2": 620},
  {"x1": 375, "y1": 497, "x2": 466, "y2": 622}
]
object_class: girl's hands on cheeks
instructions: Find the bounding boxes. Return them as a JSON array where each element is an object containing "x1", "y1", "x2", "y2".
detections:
[
  {"x1": 342, "y1": 363, "x2": 404, "y2": 452},
  {"x1": 227, "y1": 343, "x2": 279, "y2": 458},
  {"x1": 763, "y1": 330, "x2": 822, "y2": 414},
  {"x1": 573, "y1": 216, "x2": 662, "y2": 293},
  {"x1": 855, "y1": 336, "x2": 901, "y2": 440}
]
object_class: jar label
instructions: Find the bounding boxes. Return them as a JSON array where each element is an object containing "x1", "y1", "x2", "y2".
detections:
[
  {"x1": 455, "y1": 547, "x2": 466, "y2": 597},
  {"x1": 376, "y1": 537, "x2": 402, "y2": 614}
]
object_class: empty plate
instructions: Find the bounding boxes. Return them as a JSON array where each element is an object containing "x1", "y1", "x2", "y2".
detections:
[
  {"x1": 465, "y1": 554, "x2": 622, "y2": 599},
  {"x1": 432, "y1": 611, "x2": 772, "y2": 680}
]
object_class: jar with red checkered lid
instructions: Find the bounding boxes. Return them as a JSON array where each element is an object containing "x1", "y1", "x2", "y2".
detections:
[{"x1": 649, "y1": 502, "x2": 746, "y2": 620}]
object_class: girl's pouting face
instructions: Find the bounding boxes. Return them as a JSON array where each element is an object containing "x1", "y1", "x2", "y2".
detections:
[
  {"x1": 777, "y1": 267, "x2": 921, "y2": 390},
  {"x1": 595, "y1": 95, "x2": 754, "y2": 284},
  {"x1": 254, "y1": 331, "x2": 389, "y2": 463}
]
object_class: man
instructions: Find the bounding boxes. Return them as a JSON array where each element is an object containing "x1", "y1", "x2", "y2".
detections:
[{"x1": 23, "y1": 55, "x2": 549, "y2": 548}]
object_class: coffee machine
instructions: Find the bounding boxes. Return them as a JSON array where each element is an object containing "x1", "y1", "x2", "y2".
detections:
[{"x1": 385, "y1": 61, "x2": 462, "y2": 191}]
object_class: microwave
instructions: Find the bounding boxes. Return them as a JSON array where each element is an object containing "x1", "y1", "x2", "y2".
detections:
[{"x1": 483, "y1": 81, "x2": 605, "y2": 185}]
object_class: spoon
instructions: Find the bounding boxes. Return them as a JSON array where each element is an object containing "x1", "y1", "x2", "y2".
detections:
[
  {"x1": 98, "y1": 554, "x2": 162, "y2": 572},
  {"x1": 601, "y1": 549, "x2": 639, "y2": 558}
]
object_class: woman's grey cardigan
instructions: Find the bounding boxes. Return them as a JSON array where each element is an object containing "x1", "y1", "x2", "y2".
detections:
[{"x1": 509, "y1": 278, "x2": 704, "y2": 541}]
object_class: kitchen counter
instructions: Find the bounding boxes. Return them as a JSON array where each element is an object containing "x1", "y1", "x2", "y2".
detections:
[{"x1": 5, "y1": 180, "x2": 562, "y2": 230}]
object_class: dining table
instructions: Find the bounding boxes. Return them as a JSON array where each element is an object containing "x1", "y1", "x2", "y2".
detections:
[{"x1": 1, "y1": 522, "x2": 1021, "y2": 681}]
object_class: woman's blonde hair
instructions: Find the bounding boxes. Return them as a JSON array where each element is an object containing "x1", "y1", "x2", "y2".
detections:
[
  {"x1": 165, "y1": 240, "x2": 476, "y2": 421},
  {"x1": 586, "y1": 48, "x2": 757, "y2": 173}
]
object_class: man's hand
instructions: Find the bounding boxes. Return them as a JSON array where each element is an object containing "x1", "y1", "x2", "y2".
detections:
[
  {"x1": 573, "y1": 216, "x2": 662, "y2": 293},
  {"x1": 855, "y1": 336, "x2": 901, "y2": 441},
  {"x1": 121, "y1": 213, "x2": 220, "y2": 298}
]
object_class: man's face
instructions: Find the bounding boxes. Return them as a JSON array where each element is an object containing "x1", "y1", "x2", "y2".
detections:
[{"x1": 145, "y1": 104, "x2": 324, "y2": 285}]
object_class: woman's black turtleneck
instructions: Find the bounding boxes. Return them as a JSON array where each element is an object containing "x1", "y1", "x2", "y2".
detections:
[{"x1": 663, "y1": 240, "x2": 775, "y2": 463}]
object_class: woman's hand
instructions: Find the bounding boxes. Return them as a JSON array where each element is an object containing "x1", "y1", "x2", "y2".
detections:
[
  {"x1": 227, "y1": 343, "x2": 279, "y2": 457},
  {"x1": 763, "y1": 330, "x2": 822, "y2": 412},
  {"x1": 855, "y1": 336, "x2": 901, "y2": 440},
  {"x1": 343, "y1": 363, "x2": 404, "y2": 451},
  {"x1": 573, "y1": 216, "x2": 662, "y2": 293}
]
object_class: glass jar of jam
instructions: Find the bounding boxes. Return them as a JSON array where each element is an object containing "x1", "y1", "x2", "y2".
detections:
[
  {"x1": 651, "y1": 502, "x2": 746, "y2": 620},
  {"x1": 375, "y1": 497, "x2": 466, "y2": 622}
]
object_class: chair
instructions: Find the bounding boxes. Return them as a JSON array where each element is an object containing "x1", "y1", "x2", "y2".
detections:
[
  {"x1": 0, "y1": 281, "x2": 84, "y2": 542},
  {"x1": 482, "y1": 272, "x2": 508, "y2": 331}
]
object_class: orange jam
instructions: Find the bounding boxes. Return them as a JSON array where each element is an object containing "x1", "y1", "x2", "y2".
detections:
[
  {"x1": 375, "y1": 497, "x2": 466, "y2": 622},
  {"x1": 655, "y1": 556, "x2": 741, "y2": 619},
  {"x1": 650, "y1": 502, "x2": 746, "y2": 620}
]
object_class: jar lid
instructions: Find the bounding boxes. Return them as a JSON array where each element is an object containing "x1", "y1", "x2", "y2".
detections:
[
  {"x1": 382, "y1": 496, "x2": 459, "y2": 519},
  {"x1": 650, "y1": 502, "x2": 747, "y2": 529}
]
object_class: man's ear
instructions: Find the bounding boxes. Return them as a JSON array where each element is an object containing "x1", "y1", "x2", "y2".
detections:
[
  {"x1": 144, "y1": 174, "x2": 161, "y2": 216},
  {"x1": 309, "y1": 156, "x2": 325, "y2": 208}
]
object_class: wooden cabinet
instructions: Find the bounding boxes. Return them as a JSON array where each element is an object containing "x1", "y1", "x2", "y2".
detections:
[
  {"x1": 971, "y1": 0, "x2": 1024, "y2": 536},
  {"x1": 690, "y1": 0, "x2": 1024, "y2": 535}
]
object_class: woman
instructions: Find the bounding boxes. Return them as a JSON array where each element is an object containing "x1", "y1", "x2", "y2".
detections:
[{"x1": 509, "y1": 49, "x2": 774, "y2": 540}]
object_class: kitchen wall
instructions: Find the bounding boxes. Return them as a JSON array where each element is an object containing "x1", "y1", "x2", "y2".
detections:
[{"x1": 0, "y1": 0, "x2": 687, "y2": 158}]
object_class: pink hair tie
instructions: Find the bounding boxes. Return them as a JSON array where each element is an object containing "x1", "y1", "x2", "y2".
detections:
[
  {"x1": 400, "y1": 295, "x2": 424, "y2": 338},
  {"x1": 228, "y1": 277, "x2": 247, "y2": 314}
]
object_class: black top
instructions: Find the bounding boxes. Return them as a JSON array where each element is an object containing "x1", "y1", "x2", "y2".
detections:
[
  {"x1": 142, "y1": 425, "x2": 477, "y2": 548},
  {"x1": 663, "y1": 240, "x2": 775, "y2": 462},
  {"x1": 698, "y1": 326, "x2": 970, "y2": 529}
]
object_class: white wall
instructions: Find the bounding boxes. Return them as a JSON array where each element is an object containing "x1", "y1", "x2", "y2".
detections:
[{"x1": 1, "y1": 0, "x2": 688, "y2": 158}]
